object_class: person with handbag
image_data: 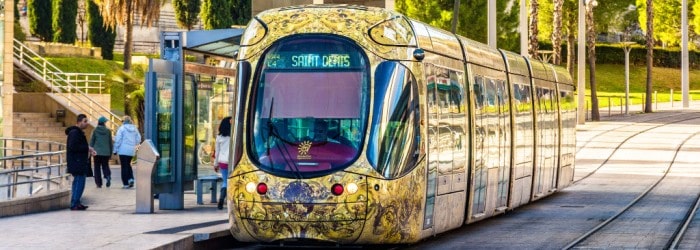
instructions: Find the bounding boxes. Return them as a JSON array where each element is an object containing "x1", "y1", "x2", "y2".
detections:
[
  {"x1": 215, "y1": 117, "x2": 232, "y2": 210},
  {"x1": 90, "y1": 116, "x2": 113, "y2": 188},
  {"x1": 113, "y1": 116, "x2": 141, "y2": 189},
  {"x1": 65, "y1": 114, "x2": 96, "y2": 210}
]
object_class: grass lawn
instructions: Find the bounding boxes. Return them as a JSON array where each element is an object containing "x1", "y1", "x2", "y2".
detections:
[
  {"x1": 580, "y1": 64, "x2": 700, "y2": 107},
  {"x1": 44, "y1": 57, "x2": 144, "y2": 114}
]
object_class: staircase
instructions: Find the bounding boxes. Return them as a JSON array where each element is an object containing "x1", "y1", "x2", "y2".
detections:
[
  {"x1": 12, "y1": 39, "x2": 123, "y2": 132},
  {"x1": 13, "y1": 113, "x2": 67, "y2": 146}
]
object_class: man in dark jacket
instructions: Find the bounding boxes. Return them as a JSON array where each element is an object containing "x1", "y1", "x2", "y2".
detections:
[{"x1": 66, "y1": 114, "x2": 96, "y2": 210}]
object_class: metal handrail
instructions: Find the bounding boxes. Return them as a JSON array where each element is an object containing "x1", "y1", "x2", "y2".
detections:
[
  {"x1": 0, "y1": 138, "x2": 68, "y2": 200},
  {"x1": 12, "y1": 39, "x2": 123, "y2": 131}
]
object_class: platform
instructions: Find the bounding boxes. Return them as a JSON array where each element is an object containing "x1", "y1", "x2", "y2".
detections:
[{"x1": 0, "y1": 165, "x2": 231, "y2": 249}]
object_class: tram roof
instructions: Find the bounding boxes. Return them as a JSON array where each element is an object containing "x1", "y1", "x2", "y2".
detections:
[{"x1": 182, "y1": 28, "x2": 245, "y2": 57}]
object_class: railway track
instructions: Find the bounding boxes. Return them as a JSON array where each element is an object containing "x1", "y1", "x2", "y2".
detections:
[
  {"x1": 564, "y1": 116, "x2": 700, "y2": 249},
  {"x1": 573, "y1": 111, "x2": 700, "y2": 184}
]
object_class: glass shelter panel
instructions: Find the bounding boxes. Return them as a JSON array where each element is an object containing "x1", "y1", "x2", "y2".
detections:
[{"x1": 155, "y1": 73, "x2": 175, "y2": 183}]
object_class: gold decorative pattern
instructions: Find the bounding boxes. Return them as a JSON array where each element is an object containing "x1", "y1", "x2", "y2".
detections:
[{"x1": 230, "y1": 5, "x2": 429, "y2": 244}]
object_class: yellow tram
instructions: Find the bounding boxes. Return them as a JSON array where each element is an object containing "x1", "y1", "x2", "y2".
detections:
[{"x1": 227, "y1": 4, "x2": 576, "y2": 244}]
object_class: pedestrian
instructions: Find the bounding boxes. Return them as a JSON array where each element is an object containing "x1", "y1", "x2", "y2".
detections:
[
  {"x1": 113, "y1": 116, "x2": 141, "y2": 189},
  {"x1": 90, "y1": 116, "x2": 112, "y2": 188},
  {"x1": 215, "y1": 116, "x2": 232, "y2": 209},
  {"x1": 65, "y1": 114, "x2": 96, "y2": 210}
]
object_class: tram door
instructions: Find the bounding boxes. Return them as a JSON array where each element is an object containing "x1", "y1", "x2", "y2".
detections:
[
  {"x1": 470, "y1": 70, "x2": 511, "y2": 222},
  {"x1": 425, "y1": 64, "x2": 467, "y2": 234},
  {"x1": 532, "y1": 80, "x2": 559, "y2": 199}
]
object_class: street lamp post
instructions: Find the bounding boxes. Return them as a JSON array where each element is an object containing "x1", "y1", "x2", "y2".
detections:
[{"x1": 621, "y1": 42, "x2": 635, "y2": 116}]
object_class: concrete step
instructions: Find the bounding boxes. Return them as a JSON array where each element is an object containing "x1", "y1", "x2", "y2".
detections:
[
  {"x1": 12, "y1": 112, "x2": 68, "y2": 146},
  {"x1": 13, "y1": 121, "x2": 65, "y2": 128},
  {"x1": 14, "y1": 130, "x2": 66, "y2": 137},
  {"x1": 13, "y1": 112, "x2": 52, "y2": 118}
]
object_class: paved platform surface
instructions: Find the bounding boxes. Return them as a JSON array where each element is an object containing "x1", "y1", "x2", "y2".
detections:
[
  {"x1": 2, "y1": 100, "x2": 700, "y2": 250},
  {"x1": 0, "y1": 166, "x2": 231, "y2": 249}
]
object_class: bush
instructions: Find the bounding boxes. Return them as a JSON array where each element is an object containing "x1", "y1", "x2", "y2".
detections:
[
  {"x1": 14, "y1": 22, "x2": 26, "y2": 42},
  {"x1": 87, "y1": 0, "x2": 116, "y2": 59},
  {"x1": 27, "y1": 0, "x2": 53, "y2": 41},
  {"x1": 52, "y1": 0, "x2": 78, "y2": 43}
]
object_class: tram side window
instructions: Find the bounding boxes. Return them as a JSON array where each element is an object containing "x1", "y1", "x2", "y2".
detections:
[
  {"x1": 473, "y1": 76, "x2": 485, "y2": 109},
  {"x1": 368, "y1": 61, "x2": 421, "y2": 179}
]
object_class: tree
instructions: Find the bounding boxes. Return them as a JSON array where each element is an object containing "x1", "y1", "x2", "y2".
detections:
[
  {"x1": 644, "y1": 0, "x2": 653, "y2": 113},
  {"x1": 551, "y1": 0, "x2": 563, "y2": 65},
  {"x1": 587, "y1": 0, "x2": 599, "y2": 121},
  {"x1": 173, "y1": 0, "x2": 201, "y2": 30},
  {"x1": 397, "y1": 0, "x2": 520, "y2": 52},
  {"x1": 563, "y1": 0, "x2": 577, "y2": 75},
  {"x1": 201, "y1": 0, "x2": 234, "y2": 29},
  {"x1": 27, "y1": 0, "x2": 53, "y2": 41},
  {"x1": 98, "y1": 0, "x2": 164, "y2": 71},
  {"x1": 231, "y1": 0, "x2": 251, "y2": 26},
  {"x1": 87, "y1": 0, "x2": 116, "y2": 59},
  {"x1": 637, "y1": 0, "x2": 678, "y2": 47},
  {"x1": 529, "y1": 0, "x2": 540, "y2": 58},
  {"x1": 52, "y1": 0, "x2": 78, "y2": 43},
  {"x1": 693, "y1": 0, "x2": 700, "y2": 35}
]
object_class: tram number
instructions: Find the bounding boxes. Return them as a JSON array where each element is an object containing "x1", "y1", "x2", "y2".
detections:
[{"x1": 291, "y1": 54, "x2": 351, "y2": 68}]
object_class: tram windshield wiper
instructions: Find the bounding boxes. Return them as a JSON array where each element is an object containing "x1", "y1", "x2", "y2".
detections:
[{"x1": 265, "y1": 98, "x2": 302, "y2": 179}]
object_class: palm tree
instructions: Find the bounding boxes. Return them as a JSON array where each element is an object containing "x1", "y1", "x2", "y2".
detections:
[
  {"x1": 97, "y1": 0, "x2": 164, "y2": 71},
  {"x1": 551, "y1": 0, "x2": 563, "y2": 65},
  {"x1": 528, "y1": 0, "x2": 539, "y2": 58},
  {"x1": 645, "y1": 0, "x2": 653, "y2": 113},
  {"x1": 586, "y1": 0, "x2": 599, "y2": 121}
]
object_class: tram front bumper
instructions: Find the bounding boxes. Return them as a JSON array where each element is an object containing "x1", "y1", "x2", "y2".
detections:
[{"x1": 229, "y1": 172, "x2": 369, "y2": 243}]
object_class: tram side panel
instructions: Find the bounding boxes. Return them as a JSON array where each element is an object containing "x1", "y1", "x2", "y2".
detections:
[
  {"x1": 499, "y1": 51, "x2": 534, "y2": 209},
  {"x1": 467, "y1": 64, "x2": 511, "y2": 223},
  {"x1": 529, "y1": 62, "x2": 560, "y2": 200},
  {"x1": 556, "y1": 83, "x2": 576, "y2": 188},
  {"x1": 417, "y1": 22, "x2": 470, "y2": 237}
]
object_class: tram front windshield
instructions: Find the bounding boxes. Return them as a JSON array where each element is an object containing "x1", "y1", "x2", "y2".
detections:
[{"x1": 249, "y1": 35, "x2": 370, "y2": 178}]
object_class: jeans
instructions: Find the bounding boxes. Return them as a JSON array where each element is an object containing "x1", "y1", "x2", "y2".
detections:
[
  {"x1": 118, "y1": 155, "x2": 134, "y2": 186},
  {"x1": 93, "y1": 155, "x2": 111, "y2": 187},
  {"x1": 221, "y1": 168, "x2": 229, "y2": 188},
  {"x1": 70, "y1": 174, "x2": 86, "y2": 208}
]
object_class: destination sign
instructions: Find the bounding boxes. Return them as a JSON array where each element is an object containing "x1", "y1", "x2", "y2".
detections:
[{"x1": 266, "y1": 53, "x2": 354, "y2": 69}]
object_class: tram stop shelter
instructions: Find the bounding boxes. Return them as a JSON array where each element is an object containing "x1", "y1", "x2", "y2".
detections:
[{"x1": 143, "y1": 28, "x2": 242, "y2": 210}]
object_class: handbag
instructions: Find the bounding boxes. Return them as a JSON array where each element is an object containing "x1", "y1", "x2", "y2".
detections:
[
  {"x1": 86, "y1": 156, "x2": 94, "y2": 177},
  {"x1": 130, "y1": 133, "x2": 141, "y2": 165}
]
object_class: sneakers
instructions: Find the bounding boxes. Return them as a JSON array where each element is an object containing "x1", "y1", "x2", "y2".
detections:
[
  {"x1": 70, "y1": 204, "x2": 88, "y2": 211},
  {"x1": 128, "y1": 178, "x2": 134, "y2": 188},
  {"x1": 122, "y1": 185, "x2": 130, "y2": 189},
  {"x1": 106, "y1": 177, "x2": 111, "y2": 188}
]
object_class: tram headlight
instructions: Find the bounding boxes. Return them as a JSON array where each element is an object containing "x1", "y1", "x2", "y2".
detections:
[
  {"x1": 245, "y1": 182, "x2": 256, "y2": 193},
  {"x1": 346, "y1": 183, "x2": 358, "y2": 194}
]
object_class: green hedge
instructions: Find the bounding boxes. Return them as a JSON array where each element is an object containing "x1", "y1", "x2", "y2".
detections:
[
  {"x1": 594, "y1": 45, "x2": 700, "y2": 69},
  {"x1": 540, "y1": 43, "x2": 700, "y2": 69}
]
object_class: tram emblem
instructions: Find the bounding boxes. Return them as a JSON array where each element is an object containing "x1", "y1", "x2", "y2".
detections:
[{"x1": 298, "y1": 141, "x2": 312, "y2": 160}]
